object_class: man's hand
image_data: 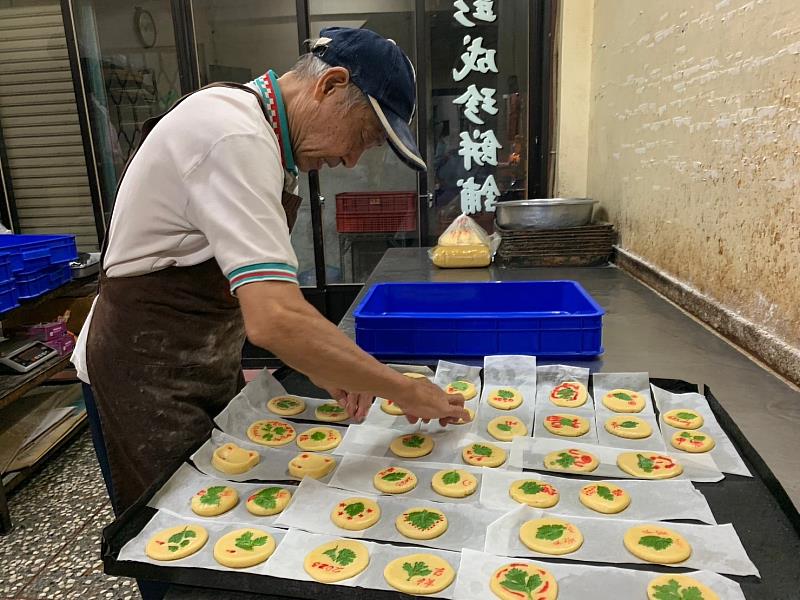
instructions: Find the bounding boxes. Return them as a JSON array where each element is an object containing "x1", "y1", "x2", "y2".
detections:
[
  {"x1": 391, "y1": 378, "x2": 470, "y2": 426},
  {"x1": 324, "y1": 386, "x2": 373, "y2": 423}
]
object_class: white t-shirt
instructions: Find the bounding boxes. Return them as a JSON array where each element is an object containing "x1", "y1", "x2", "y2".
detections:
[{"x1": 72, "y1": 86, "x2": 298, "y2": 383}]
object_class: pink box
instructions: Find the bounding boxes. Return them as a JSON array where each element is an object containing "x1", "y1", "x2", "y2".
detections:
[
  {"x1": 48, "y1": 334, "x2": 75, "y2": 356},
  {"x1": 23, "y1": 321, "x2": 67, "y2": 342}
]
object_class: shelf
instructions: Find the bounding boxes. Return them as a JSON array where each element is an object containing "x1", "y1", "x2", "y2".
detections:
[{"x1": 0, "y1": 354, "x2": 72, "y2": 411}]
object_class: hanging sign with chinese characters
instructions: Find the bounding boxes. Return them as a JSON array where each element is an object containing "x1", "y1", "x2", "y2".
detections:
[{"x1": 452, "y1": 0, "x2": 500, "y2": 215}]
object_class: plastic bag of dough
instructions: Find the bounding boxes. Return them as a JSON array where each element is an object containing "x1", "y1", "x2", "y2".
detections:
[
  {"x1": 437, "y1": 213, "x2": 491, "y2": 247},
  {"x1": 429, "y1": 213, "x2": 492, "y2": 268}
]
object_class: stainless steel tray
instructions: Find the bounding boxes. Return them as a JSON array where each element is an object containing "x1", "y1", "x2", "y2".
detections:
[{"x1": 495, "y1": 198, "x2": 597, "y2": 230}]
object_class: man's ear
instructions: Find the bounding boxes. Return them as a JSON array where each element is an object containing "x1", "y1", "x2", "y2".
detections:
[{"x1": 313, "y1": 67, "x2": 351, "y2": 100}]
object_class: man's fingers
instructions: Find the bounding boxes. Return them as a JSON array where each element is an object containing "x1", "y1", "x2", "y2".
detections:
[
  {"x1": 405, "y1": 414, "x2": 420, "y2": 424},
  {"x1": 355, "y1": 393, "x2": 372, "y2": 422},
  {"x1": 447, "y1": 394, "x2": 466, "y2": 408}
]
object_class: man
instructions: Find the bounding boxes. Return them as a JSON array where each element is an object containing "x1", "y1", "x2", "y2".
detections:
[{"x1": 72, "y1": 27, "x2": 468, "y2": 517}]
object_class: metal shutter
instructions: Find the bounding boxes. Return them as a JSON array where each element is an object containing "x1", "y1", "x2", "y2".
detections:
[{"x1": 0, "y1": 2, "x2": 99, "y2": 251}]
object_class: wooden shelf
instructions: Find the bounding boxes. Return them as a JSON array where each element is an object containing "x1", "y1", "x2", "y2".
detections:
[{"x1": 0, "y1": 354, "x2": 72, "y2": 412}]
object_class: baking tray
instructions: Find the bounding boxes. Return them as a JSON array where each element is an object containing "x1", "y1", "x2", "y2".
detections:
[{"x1": 101, "y1": 371, "x2": 800, "y2": 600}]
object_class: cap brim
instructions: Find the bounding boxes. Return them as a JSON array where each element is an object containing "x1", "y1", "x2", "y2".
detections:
[{"x1": 368, "y1": 96, "x2": 427, "y2": 171}]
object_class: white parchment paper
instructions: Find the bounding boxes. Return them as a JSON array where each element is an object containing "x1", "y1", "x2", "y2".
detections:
[
  {"x1": 478, "y1": 469, "x2": 717, "y2": 523},
  {"x1": 508, "y1": 436, "x2": 724, "y2": 482},
  {"x1": 651, "y1": 384, "x2": 751, "y2": 477},
  {"x1": 117, "y1": 510, "x2": 286, "y2": 574},
  {"x1": 214, "y1": 404, "x2": 347, "y2": 448},
  {"x1": 363, "y1": 364, "x2": 436, "y2": 430},
  {"x1": 454, "y1": 548, "x2": 746, "y2": 600},
  {"x1": 591, "y1": 372, "x2": 656, "y2": 417},
  {"x1": 534, "y1": 365, "x2": 593, "y2": 409},
  {"x1": 262, "y1": 528, "x2": 461, "y2": 598},
  {"x1": 484, "y1": 505, "x2": 758, "y2": 577},
  {"x1": 273, "y1": 478, "x2": 503, "y2": 552}
]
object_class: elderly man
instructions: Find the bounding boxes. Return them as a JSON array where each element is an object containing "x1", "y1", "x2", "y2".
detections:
[{"x1": 73, "y1": 27, "x2": 467, "y2": 519}]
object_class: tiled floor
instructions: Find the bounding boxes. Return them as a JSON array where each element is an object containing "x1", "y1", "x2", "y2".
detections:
[{"x1": 0, "y1": 432, "x2": 141, "y2": 600}]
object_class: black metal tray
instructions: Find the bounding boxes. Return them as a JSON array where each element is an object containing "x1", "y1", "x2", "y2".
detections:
[{"x1": 101, "y1": 372, "x2": 800, "y2": 600}]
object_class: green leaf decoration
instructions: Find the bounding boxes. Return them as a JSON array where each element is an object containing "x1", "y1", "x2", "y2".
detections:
[
  {"x1": 382, "y1": 471, "x2": 408, "y2": 482},
  {"x1": 613, "y1": 391, "x2": 634, "y2": 401},
  {"x1": 344, "y1": 502, "x2": 365, "y2": 517},
  {"x1": 497, "y1": 389, "x2": 515, "y2": 398},
  {"x1": 472, "y1": 444, "x2": 493, "y2": 456},
  {"x1": 403, "y1": 435, "x2": 426, "y2": 448},
  {"x1": 273, "y1": 426, "x2": 286, "y2": 436},
  {"x1": 500, "y1": 567, "x2": 542, "y2": 599},
  {"x1": 310, "y1": 431, "x2": 326, "y2": 441},
  {"x1": 555, "y1": 387, "x2": 576, "y2": 400},
  {"x1": 166, "y1": 527, "x2": 195, "y2": 551},
  {"x1": 637, "y1": 453, "x2": 655, "y2": 473},
  {"x1": 694, "y1": 435, "x2": 706, "y2": 441},
  {"x1": 675, "y1": 412, "x2": 698, "y2": 420},
  {"x1": 406, "y1": 509, "x2": 441, "y2": 530},
  {"x1": 497, "y1": 423, "x2": 513, "y2": 432},
  {"x1": 442, "y1": 471, "x2": 461, "y2": 485},
  {"x1": 318, "y1": 404, "x2": 345, "y2": 414},
  {"x1": 450, "y1": 381, "x2": 469, "y2": 391},
  {"x1": 252, "y1": 487, "x2": 281, "y2": 510},
  {"x1": 234, "y1": 530, "x2": 269, "y2": 552},
  {"x1": 323, "y1": 546, "x2": 356, "y2": 566},
  {"x1": 596, "y1": 485, "x2": 615, "y2": 501},
  {"x1": 535, "y1": 524, "x2": 566, "y2": 541},
  {"x1": 519, "y1": 481, "x2": 544, "y2": 495},
  {"x1": 276, "y1": 399, "x2": 297, "y2": 410},
  {"x1": 199, "y1": 485, "x2": 227, "y2": 506},
  {"x1": 639, "y1": 535, "x2": 674, "y2": 551},
  {"x1": 554, "y1": 452, "x2": 576, "y2": 468},
  {"x1": 620, "y1": 421, "x2": 639, "y2": 428},
  {"x1": 559, "y1": 417, "x2": 575, "y2": 427},
  {"x1": 651, "y1": 578, "x2": 707, "y2": 600},
  {"x1": 402, "y1": 561, "x2": 432, "y2": 581},
  {"x1": 168, "y1": 545, "x2": 179, "y2": 552}
]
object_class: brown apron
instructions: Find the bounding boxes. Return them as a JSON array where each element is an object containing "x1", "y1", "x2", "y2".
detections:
[{"x1": 86, "y1": 82, "x2": 300, "y2": 514}]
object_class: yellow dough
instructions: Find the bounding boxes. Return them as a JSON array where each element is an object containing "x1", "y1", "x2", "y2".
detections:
[
  {"x1": 604, "y1": 415, "x2": 652, "y2": 439},
  {"x1": 213, "y1": 528, "x2": 275, "y2": 568},
  {"x1": 549, "y1": 381, "x2": 588, "y2": 408},
  {"x1": 384, "y1": 553, "x2": 456, "y2": 595},
  {"x1": 266, "y1": 395, "x2": 306, "y2": 416},
  {"x1": 462, "y1": 442, "x2": 507, "y2": 467},
  {"x1": 508, "y1": 479, "x2": 560, "y2": 508},
  {"x1": 403, "y1": 372, "x2": 428, "y2": 379},
  {"x1": 245, "y1": 486, "x2": 292, "y2": 516},
  {"x1": 623, "y1": 524, "x2": 692, "y2": 564},
  {"x1": 288, "y1": 452, "x2": 336, "y2": 479},
  {"x1": 145, "y1": 525, "x2": 208, "y2": 561},
  {"x1": 520, "y1": 518, "x2": 584, "y2": 555},
  {"x1": 617, "y1": 452, "x2": 683, "y2": 479},
  {"x1": 543, "y1": 413, "x2": 590, "y2": 437},
  {"x1": 330, "y1": 497, "x2": 381, "y2": 531},
  {"x1": 445, "y1": 380, "x2": 476, "y2": 400},
  {"x1": 212, "y1": 443, "x2": 260, "y2": 475},
  {"x1": 303, "y1": 539, "x2": 369, "y2": 583},
  {"x1": 662, "y1": 408, "x2": 704, "y2": 430},
  {"x1": 296, "y1": 427, "x2": 342, "y2": 452},
  {"x1": 671, "y1": 430, "x2": 716, "y2": 453},
  {"x1": 315, "y1": 403, "x2": 349, "y2": 423},
  {"x1": 490, "y1": 562, "x2": 558, "y2": 600},
  {"x1": 579, "y1": 482, "x2": 631, "y2": 514},
  {"x1": 380, "y1": 398, "x2": 405, "y2": 415},
  {"x1": 647, "y1": 575, "x2": 720, "y2": 600},
  {"x1": 431, "y1": 469, "x2": 478, "y2": 498},
  {"x1": 602, "y1": 389, "x2": 646, "y2": 413},
  {"x1": 487, "y1": 387, "x2": 523, "y2": 410},
  {"x1": 487, "y1": 415, "x2": 528, "y2": 441},
  {"x1": 543, "y1": 448, "x2": 599, "y2": 473},
  {"x1": 190, "y1": 485, "x2": 239, "y2": 517},
  {"x1": 395, "y1": 507, "x2": 448, "y2": 540},
  {"x1": 373, "y1": 466, "x2": 418, "y2": 494},
  {"x1": 389, "y1": 433, "x2": 434, "y2": 458},
  {"x1": 247, "y1": 419, "x2": 296, "y2": 447},
  {"x1": 451, "y1": 407, "x2": 475, "y2": 425}
]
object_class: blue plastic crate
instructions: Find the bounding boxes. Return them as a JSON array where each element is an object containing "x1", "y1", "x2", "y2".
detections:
[
  {"x1": 0, "y1": 234, "x2": 78, "y2": 274},
  {"x1": 14, "y1": 262, "x2": 74, "y2": 300},
  {"x1": 354, "y1": 280, "x2": 605, "y2": 358},
  {"x1": 0, "y1": 279, "x2": 19, "y2": 313},
  {"x1": 0, "y1": 252, "x2": 12, "y2": 282}
]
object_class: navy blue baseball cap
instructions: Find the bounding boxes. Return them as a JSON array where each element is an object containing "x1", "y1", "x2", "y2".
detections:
[{"x1": 312, "y1": 27, "x2": 426, "y2": 171}]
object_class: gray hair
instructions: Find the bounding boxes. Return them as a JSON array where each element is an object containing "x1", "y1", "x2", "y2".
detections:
[{"x1": 291, "y1": 49, "x2": 370, "y2": 112}]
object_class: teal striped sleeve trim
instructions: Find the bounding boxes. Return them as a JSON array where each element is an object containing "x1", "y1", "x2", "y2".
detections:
[{"x1": 228, "y1": 262, "x2": 298, "y2": 293}]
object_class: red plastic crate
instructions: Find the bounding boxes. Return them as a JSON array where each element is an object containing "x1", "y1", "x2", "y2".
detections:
[{"x1": 335, "y1": 191, "x2": 417, "y2": 233}]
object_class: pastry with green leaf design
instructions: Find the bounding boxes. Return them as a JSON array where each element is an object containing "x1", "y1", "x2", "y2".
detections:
[
  {"x1": 549, "y1": 381, "x2": 588, "y2": 408},
  {"x1": 245, "y1": 486, "x2": 292, "y2": 516},
  {"x1": 617, "y1": 452, "x2": 683, "y2": 479},
  {"x1": 213, "y1": 528, "x2": 275, "y2": 568},
  {"x1": 624, "y1": 524, "x2": 692, "y2": 563},
  {"x1": 266, "y1": 395, "x2": 306, "y2": 416},
  {"x1": 509, "y1": 479, "x2": 560, "y2": 508},
  {"x1": 489, "y1": 562, "x2": 558, "y2": 600},
  {"x1": 445, "y1": 380, "x2": 476, "y2": 400},
  {"x1": 315, "y1": 402, "x2": 349, "y2": 422},
  {"x1": 487, "y1": 415, "x2": 528, "y2": 441},
  {"x1": 247, "y1": 419, "x2": 296, "y2": 447},
  {"x1": 543, "y1": 413, "x2": 590, "y2": 437},
  {"x1": 383, "y1": 553, "x2": 456, "y2": 595},
  {"x1": 671, "y1": 430, "x2": 716, "y2": 453},
  {"x1": 330, "y1": 497, "x2": 381, "y2": 531},
  {"x1": 303, "y1": 539, "x2": 369, "y2": 583},
  {"x1": 395, "y1": 507, "x2": 448, "y2": 540},
  {"x1": 145, "y1": 524, "x2": 208, "y2": 561},
  {"x1": 487, "y1": 387, "x2": 522, "y2": 410},
  {"x1": 520, "y1": 517, "x2": 583, "y2": 555},
  {"x1": 602, "y1": 388, "x2": 646, "y2": 413},
  {"x1": 462, "y1": 442, "x2": 507, "y2": 467},
  {"x1": 190, "y1": 485, "x2": 239, "y2": 516},
  {"x1": 296, "y1": 426, "x2": 342, "y2": 451},
  {"x1": 543, "y1": 448, "x2": 599, "y2": 473},
  {"x1": 662, "y1": 408, "x2": 704, "y2": 430},
  {"x1": 431, "y1": 468, "x2": 478, "y2": 498},
  {"x1": 604, "y1": 415, "x2": 652, "y2": 439},
  {"x1": 647, "y1": 574, "x2": 719, "y2": 600},
  {"x1": 579, "y1": 482, "x2": 630, "y2": 514},
  {"x1": 373, "y1": 466, "x2": 418, "y2": 493},
  {"x1": 389, "y1": 433, "x2": 434, "y2": 458}
]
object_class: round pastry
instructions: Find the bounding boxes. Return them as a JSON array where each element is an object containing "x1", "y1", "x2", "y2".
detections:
[
  {"x1": 315, "y1": 403, "x2": 349, "y2": 422},
  {"x1": 288, "y1": 452, "x2": 336, "y2": 479},
  {"x1": 380, "y1": 398, "x2": 405, "y2": 416},
  {"x1": 623, "y1": 524, "x2": 692, "y2": 564},
  {"x1": 190, "y1": 485, "x2": 239, "y2": 517},
  {"x1": 145, "y1": 524, "x2": 208, "y2": 561},
  {"x1": 245, "y1": 486, "x2": 292, "y2": 516},
  {"x1": 543, "y1": 413, "x2": 590, "y2": 437},
  {"x1": 451, "y1": 406, "x2": 475, "y2": 425},
  {"x1": 373, "y1": 466, "x2": 418, "y2": 494},
  {"x1": 543, "y1": 448, "x2": 599, "y2": 473},
  {"x1": 445, "y1": 380, "x2": 476, "y2": 400},
  {"x1": 617, "y1": 452, "x2": 683, "y2": 479},
  {"x1": 213, "y1": 528, "x2": 275, "y2": 568},
  {"x1": 331, "y1": 497, "x2": 381, "y2": 531},
  {"x1": 646, "y1": 575, "x2": 719, "y2": 600},
  {"x1": 303, "y1": 539, "x2": 369, "y2": 583},
  {"x1": 486, "y1": 387, "x2": 523, "y2": 410},
  {"x1": 662, "y1": 408, "x2": 704, "y2": 430},
  {"x1": 389, "y1": 433, "x2": 434, "y2": 458},
  {"x1": 247, "y1": 419, "x2": 296, "y2": 447},
  {"x1": 508, "y1": 479, "x2": 560, "y2": 508},
  {"x1": 403, "y1": 372, "x2": 428, "y2": 379},
  {"x1": 602, "y1": 389, "x2": 646, "y2": 413},
  {"x1": 578, "y1": 482, "x2": 631, "y2": 514},
  {"x1": 490, "y1": 562, "x2": 558, "y2": 600},
  {"x1": 519, "y1": 518, "x2": 583, "y2": 555},
  {"x1": 266, "y1": 395, "x2": 306, "y2": 416},
  {"x1": 431, "y1": 469, "x2": 478, "y2": 498},
  {"x1": 296, "y1": 427, "x2": 342, "y2": 452},
  {"x1": 462, "y1": 442, "x2": 507, "y2": 467},
  {"x1": 487, "y1": 415, "x2": 528, "y2": 441},
  {"x1": 604, "y1": 415, "x2": 652, "y2": 439},
  {"x1": 384, "y1": 553, "x2": 456, "y2": 595},
  {"x1": 212, "y1": 443, "x2": 259, "y2": 475},
  {"x1": 671, "y1": 430, "x2": 716, "y2": 453},
  {"x1": 395, "y1": 507, "x2": 448, "y2": 540},
  {"x1": 549, "y1": 381, "x2": 588, "y2": 408}
]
